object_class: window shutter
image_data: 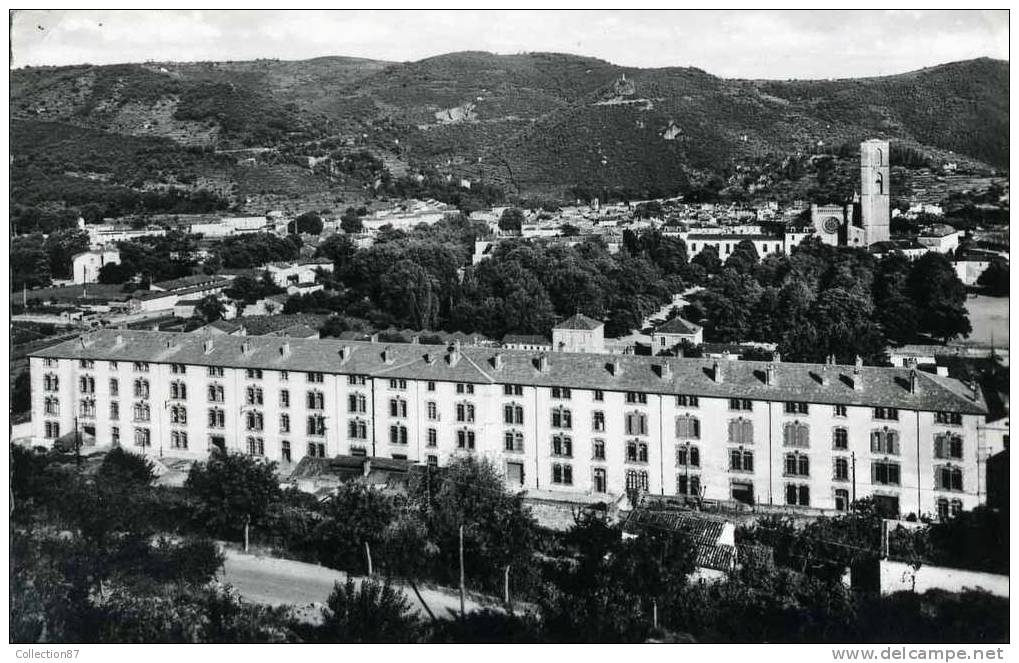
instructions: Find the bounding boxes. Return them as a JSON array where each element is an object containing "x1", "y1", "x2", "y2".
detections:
[
  {"x1": 934, "y1": 434, "x2": 944, "y2": 459},
  {"x1": 693, "y1": 418, "x2": 700, "y2": 439},
  {"x1": 871, "y1": 431, "x2": 881, "y2": 453},
  {"x1": 728, "y1": 419, "x2": 737, "y2": 443},
  {"x1": 744, "y1": 420, "x2": 754, "y2": 445},
  {"x1": 783, "y1": 424, "x2": 791, "y2": 446},
  {"x1": 889, "y1": 432, "x2": 899, "y2": 455}
]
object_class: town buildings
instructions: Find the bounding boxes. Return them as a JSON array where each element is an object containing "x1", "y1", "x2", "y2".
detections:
[
  {"x1": 30, "y1": 329, "x2": 987, "y2": 519},
  {"x1": 71, "y1": 248, "x2": 121, "y2": 284}
]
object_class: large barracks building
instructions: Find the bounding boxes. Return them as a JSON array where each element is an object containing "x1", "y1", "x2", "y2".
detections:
[{"x1": 30, "y1": 329, "x2": 986, "y2": 518}]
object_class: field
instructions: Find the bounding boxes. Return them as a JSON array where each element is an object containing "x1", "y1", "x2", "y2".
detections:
[{"x1": 964, "y1": 294, "x2": 1009, "y2": 347}]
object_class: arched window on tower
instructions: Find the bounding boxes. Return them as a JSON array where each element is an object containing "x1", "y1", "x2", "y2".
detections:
[
  {"x1": 876, "y1": 148, "x2": 884, "y2": 166},
  {"x1": 875, "y1": 172, "x2": 884, "y2": 195}
]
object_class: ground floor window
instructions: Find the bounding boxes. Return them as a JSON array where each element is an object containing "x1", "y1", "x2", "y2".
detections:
[
  {"x1": 677, "y1": 474, "x2": 701, "y2": 497},
  {"x1": 785, "y1": 483, "x2": 810, "y2": 506},
  {"x1": 626, "y1": 469, "x2": 649, "y2": 492},
  {"x1": 834, "y1": 488, "x2": 850, "y2": 512},
  {"x1": 552, "y1": 463, "x2": 573, "y2": 485},
  {"x1": 593, "y1": 467, "x2": 607, "y2": 493},
  {"x1": 731, "y1": 480, "x2": 754, "y2": 505}
]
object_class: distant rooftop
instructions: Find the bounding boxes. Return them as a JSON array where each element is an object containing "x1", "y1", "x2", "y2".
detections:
[
  {"x1": 655, "y1": 317, "x2": 701, "y2": 335},
  {"x1": 555, "y1": 312, "x2": 603, "y2": 331}
]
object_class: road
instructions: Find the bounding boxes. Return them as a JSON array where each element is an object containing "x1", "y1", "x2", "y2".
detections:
[{"x1": 219, "y1": 547, "x2": 499, "y2": 622}]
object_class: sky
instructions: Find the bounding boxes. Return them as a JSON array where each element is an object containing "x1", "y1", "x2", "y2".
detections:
[{"x1": 10, "y1": 9, "x2": 1010, "y2": 79}]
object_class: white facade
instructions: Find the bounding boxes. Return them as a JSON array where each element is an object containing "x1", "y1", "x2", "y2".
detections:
[
  {"x1": 72, "y1": 249, "x2": 121, "y2": 284},
  {"x1": 29, "y1": 331, "x2": 988, "y2": 518},
  {"x1": 266, "y1": 260, "x2": 334, "y2": 288}
]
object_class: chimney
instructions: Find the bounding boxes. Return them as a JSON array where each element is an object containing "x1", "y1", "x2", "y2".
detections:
[
  {"x1": 338, "y1": 346, "x2": 352, "y2": 362},
  {"x1": 381, "y1": 346, "x2": 394, "y2": 364},
  {"x1": 909, "y1": 369, "x2": 918, "y2": 394},
  {"x1": 766, "y1": 363, "x2": 776, "y2": 386},
  {"x1": 280, "y1": 341, "x2": 291, "y2": 357},
  {"x1": 241, "y1": 340, "x2": 251, "y2": 356},
  {"x1": 151, "y1": 323, "x2": 160, "y2": 332},
  {"x1": 773, "y1": 351, "x2": 782, "y2": 363},
  {"x1": 818, "y1": 367, "x2": 829, "y2": 386},
  {"x1": 424, "y1": 352, "x2": 435, "y2": 365},
  {"x1": 203, "y1": 339, "x2": 214, "y2": 354},
  {"x1": 611, "y1": 357, "x2": 622, "y2": 376},
  {"x1": 80, "y1": 332, "x2": 95, "y2": 348},
  {"x1": 536, "y1": 353, "x2": 549, "y2": 373},
  {"x1": 660, "y1": 360, "x2": 672, "y2": 380},
  {"x1": 713, "y1": 361, "x2": 723, "y2": 383},
  {"x1": 448, "y1": 345, "x2": 462, "y2": 367},
  {"x1": 115, "y1": 333, "x2": 124, "y2": 346},
  {"x1": 854, "y1": 355, "x2": 863, "y2": 374},
  {"x1": 492, "y1": 353, "x2": 504, "y2": 371}
]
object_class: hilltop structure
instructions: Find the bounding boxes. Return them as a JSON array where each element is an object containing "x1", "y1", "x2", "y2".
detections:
[{"x1": 811, "y1": 139, "x2": 892, "y2": 247}]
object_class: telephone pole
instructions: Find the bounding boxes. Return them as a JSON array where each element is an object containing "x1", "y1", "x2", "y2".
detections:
[{"x1": 458, "y1": 524, "x2": 466, "y2": 618}]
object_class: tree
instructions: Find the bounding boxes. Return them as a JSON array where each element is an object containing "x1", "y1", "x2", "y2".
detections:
[
  {"x1": 379, "y1": 260, "x2": 441, "y2": 329},
  {"x1": 11, "y1": 234, "x2": 52, "y2": 289},
  {"x1": 691, "y1": 245, "x2": 721, "y2": 275},
  {"x1": 724, "y1": 239, "x2": 760, "y2": 274},
  {"x1": 194, "y1": 295, "x2": 226, "y2": 323},
  {"x1": 311, "y1": 482, "x2": 399, "y2": 574},
  {"x1": 288, "y1": 211, "x2": 324, "y2": 235},
  {"x1": 976, "y1": 260, "x2": 1009, "y2": 297},
  {"x1": 498, "y1": 208, "x2": 524, "y2": 234},
  {"x1": 184, "y1": 452, "x2": 281, "y2": 547},
  {"x1": 907, "y1": 253, "x2": 972, "y2": 343},
  {"x1": 44, "y1": 229, "x2": 90, "y2": 279},
  {"x1": 340, "y1": 207, "x2": 364, "y2": 234},
  {"x1": 97, "y1": 261, "x2": 137, "y2": 284},
  {"x1": 316, "y1": 578, "x2": 420, "y2": 643}
]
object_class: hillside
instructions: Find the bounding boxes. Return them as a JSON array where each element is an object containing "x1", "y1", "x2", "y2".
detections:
[{"x1": 10, "y1": 53, "x2": 1009, "y2": 215}]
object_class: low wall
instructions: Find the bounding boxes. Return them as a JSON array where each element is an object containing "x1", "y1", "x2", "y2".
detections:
[{"x1": 880, "y1": 559, "x2": 1009, "y2": 597}]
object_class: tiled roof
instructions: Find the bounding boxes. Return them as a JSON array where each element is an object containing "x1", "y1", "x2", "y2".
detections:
[
  {"x1": 686, "y1": 233, "x2": 780, "y2": 241},
  {"x1": 135, "y1": 280, "x2": 230, "y2": 301},
  {"x1": 503, "y1": 334, "x2": 550, "y2": 346},
  {"x1": 31, "y1": 330, "x2": 987, "y2": 414},
  {"x1": 624, "y1": 508, "x2": 728, "y2": 546},
  {"x1": 655, "y1": 317, "x2": 700, "y2": 335},
  {"x1": 695, "y1": 543, "x2": 737, "y2": 571},
  {"x1": 153, "y1": 275, "x2": 229, "y2": 291},
  {"x1": 555, "y1": 313, "x2": 603, "y2": 331}
]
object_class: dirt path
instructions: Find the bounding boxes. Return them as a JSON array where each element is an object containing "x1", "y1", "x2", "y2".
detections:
[{"x1": 219, "y1": 547, "x2": 498, "y2": 621}]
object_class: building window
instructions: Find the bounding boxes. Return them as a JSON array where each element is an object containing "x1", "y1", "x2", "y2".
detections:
[
  {"x1": 729, "y1": 448, "x2": 754, "y2": 472},
  {"x1": 390, "y1": 378, "x2": 408, "y2": 390},
  {"x1": 43, "y1": 374, "x2": 59, "y2": 392},
  {"x1": 593, "y1": 439, "x2": 606, "y2": 460},
  {"x1": 833, "y1": 427, "x2": 849, "y2": 450},
  {"x1": 676, "y1": 395, "x2": 699, "y2": 408},
  {"x1": 592, "y1": 411, "x2": 606, "y2": 432},
  {"x1": 871, "y1": 428, "x2": 900, "y2": 455},
  {"x1": 306, "y1": 390, "x2": 324, "y2": 410},
  {"x1": 935, "y1": 411, "x2": 963, "y2": 426},
  {"x1": 675, "y1": 415, "x2": 700, "y2": 439},
  {"x1": 426, "y1": 454, "x2": 438, "y2": 467},
  {"x1": 783, "y1": 422, "x2": 810, "y2": 448},
  {"x1": 934, "y1": 433, "x2": 964, "y2": 460},
  {"x1": 677, "y1": 474, "x2": 701, "y2": 497},
  {"x1": 44, "y1": 421, "x2": 60, "y2": 438},
  {"x1": 280, "y1": 390, "x2": 290, "y2": 408},
  {"x1": 44, "y1": 397, "x2": 59, "y2": 416},
  {"x1": 390, "y1": 398, "x2": 408, "y2": 418},
  {"x1": 282, "y1": 440, "x2": 292, "y2": 463},
  {"x1": 625, "y1": 392, "x2": 648, "y2": 404},
  {"x1": 109, "y1": 379, "x2": 119, "y2": 397},
  {"x1": 133, "y1": 402, "x2": 151, "y2": 422},
  {"x1": 593, "y1": 468, "x2": 608, "y2": 493},
  {"x1": 280, "y1": 371, "x2": 288, "y2": 382},
  {"x1": 307, "y1": 371, "x2": 324, "y2": 383},
  {"x1": 593, "y1": 389, "x2": 604, "y2": 401},
  {"x1": 208, "y1": 366, "x2": 224, "y2": 377},
  {"x1": 504, "y1": 404, "x2": 524, "y2": 425},
  {"x1": 170, "y1": 363, "x2": 186, "y2": 374},
  {"x1": 784, "y1": 452, "x2": 810, "y2": 477},
  {"x1": 427, "y1": 401, "x2": 439, "y2": 421},
  {"x1": 348, "y1": 393, "x2": 367, "y2": 413},
  {"x1": 625, "y1": 470, "x2": 649, "y2": 492},
  {"x1": 348, "y1": 375, "x2": 367, "y2": 386},
  {"x1": 504, "y1": 430, "x2": 524, "y2": 453},
  {"x1": 457, "y1": 429, "x2": 476, "y2": 450},
  {"x1": 551, "y1": 386, "x2": 571, "y2": 400},
  {"x1": 456, "y1": 402, "x2": 476, "y2": 423},
  {"x1": 872, "y1": 460, "x2": 901, "y2": 486},
  {"x1": 307, "y1": 442, "x2": 327, "y2": 458},
  {"x1": 676, "y1": 444, "x2": 700, "y2": 467},
  {"x1": 503, "y1": 384, "x2": 523, "y2": 396},
  {"x1": 729, "y1": 398, "x2": 753, "y2": 411},
  {"x1": 936, "y1": 466, "x2": 964, "y2": 492},
  {"x1": 43, "y1": 358, "x2": 57, "y2": 368},
  {"x1": 427, "y1": 428, "x2": 438, "y2": 447},
  {"x1": 389, "y1": 424, "x2": 408, "y2": 445},
  {"x1": 246, "y1": 411, "x2": 264, "y2": 431},
  {"x1": 834, "y1": 405, "x2": 848, "y2": 417},
  {"x1": 834, "y1": 488, "x2": 851, "y2": 512},
  {"x1": 307, "y1": 415, "x2": 326, "y2": 436},
  {"x1": 785, "y1": 484, "x2": 810, "y2": 506},
  {"x1": 170, "y1": 381, "x2": 187, "y2": 400},
  {"x1": 170, "y1": 431, "x2": 189, "y2": 449},
  {"x1": 348, "y1": 419, "x2": 368, "y2": 440},
  {"x1": 79, "y1": 398, "x2": 96, "y2": 418},
  {"x1": 427, "y1": 381, "x2": 436, "y2": 392},
  {"x1": 551, "y1": 407, "x2": 572, "y2": 429},
  {"x1": 246, "y1": 369, "x2": 263, "y2": 380},
  {"x1": 111, "y1": 426, "x2": 120, "y2": 446},
  {"x1": 247, "y1": 436, "x2": 265, "y2": 456},
  {"x1": 626, "y1": 440, "x2": 649, "y2": 463},
  {"x1": 552, "y1": 434, "x2": 573, "y2": 458},
  {"x1": 246, "y1": 386, "x2": 264, "y2": 406},
  {"x1": 280, "y1": 413, "x2": 290, "y2": 433},
  {"x1": 79, "y1": 376, "x2": 95, "y2": 394},
  {"x1": 170, "y1": 405, "x2": 187, "y2": 425},
  {"x1": 208, "y1": 408, "x2": 225, "y2": 429},
  {"x1": 207, "y1": 384, "x2": 224, "y2": 403},
  {"x1": 133, "y1": 379, "x2": 149, "y2": 399},
  {"x1": 552, "y1": 463, "x2": 573, "y2": 485},
  {"x1": 134, "y1": 362, "x2": 149, "y2": 373},
  {"x1": 834, "y1": 457, "x2": 850, "y2": 481},
  {"x1": 784, "y1": 402, "x2": 809, "y2": 415},
  {"x1": 134, "y1": 428, "x2": 151, "y2": 447},
  {"x1": 728, "y1": 418, "x2": 754, "y2": 445},
  {"x1": 874, "y1": 407, "x2": 899, "y2": 421},
  {"x1": 454, "y1": 382, "x2": 472, "y2": 394},
  {"x1": 625, "y1": 412, "x2": 647, "y2": 436}
]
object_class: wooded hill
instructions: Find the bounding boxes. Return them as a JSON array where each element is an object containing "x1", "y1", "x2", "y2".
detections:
[{"x1": 10, "y1": 53, "x2": 1008, "y2": 214}]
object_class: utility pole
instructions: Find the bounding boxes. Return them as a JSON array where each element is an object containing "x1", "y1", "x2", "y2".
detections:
[
  {"x1": 74, "y1": 416, "x2": 81, "y2": 468},
  {"x1": 458, "y1": 524, "x2": 466, "y2": 618},
  {"x1": 364, "y1": 541, "x2": 373, "y2": 576},
  {"x1": 851, "y1": 451, "x2": 857, "y2": 509}
]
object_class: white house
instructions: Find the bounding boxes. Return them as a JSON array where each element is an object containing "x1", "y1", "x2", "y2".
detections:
[
  {"x1": 266, "y1": 259, "x2": 334, "y2": 288},
  {"x1": 652, "y1": 317, "x2": 704, "y2": 350},
  {"x1": 72, "y1": 249, "x2": 121, "y2": 284}
]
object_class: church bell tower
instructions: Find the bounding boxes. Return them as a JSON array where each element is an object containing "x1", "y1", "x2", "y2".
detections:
[{"x1": 859, "y1": 139, "x2": 890, "y2": 244}]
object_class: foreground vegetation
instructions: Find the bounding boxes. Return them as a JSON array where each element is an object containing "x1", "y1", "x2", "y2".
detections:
[{"x1": 10, "y1": 446, "x2": 1008, "y2": 643}]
